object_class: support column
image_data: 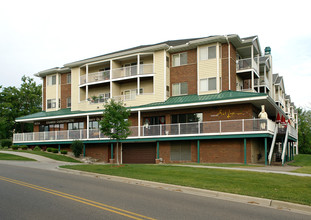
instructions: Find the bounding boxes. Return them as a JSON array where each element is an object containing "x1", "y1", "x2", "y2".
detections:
[
  {"x1": 157, "y1": 142, "x2": 159, "y2": 159},
  {"x1": 137, "y1": 54, "x2": 140, "y2": 95},
  {"x1": 138, "y1": 111, "x2": 141, "y2": 137},
  {"x1": 109, "y1": 143, "x2": 115, "y2": 164},
  {"x1": 197, "y1": 140, "x2": 200, "y2": 164},
  {"x1": 83, "y1": 144, "x2": 86, "y2": 157},
  {"x1": 292, "y1": 142, "x2": 295, "y2": 160},
  {"x1": 86, "y1": 64, "x2": 89, "y2": 101},
  {"x1": 264, "y1": 138, "x2": 267, "y2": 165},
  {"x1": 58, "y1": 144, "x2": 60, "y2": 153},
  {"x1": 244, "y1": 138, "x2": 247, "y2": 164},
  {"x1": 87, "y1": 115, "x2": 89, "y2": 139},
  {"x1": 155, "y1": 141, "x2": 161, "y2": 164}
]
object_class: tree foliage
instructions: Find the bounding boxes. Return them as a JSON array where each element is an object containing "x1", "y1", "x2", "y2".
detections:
[
  {"x1": 71, "y1": 140, "x2": 84, "y2": 158},
  {"x1": 99, "y1": 99, "x2": 131, "y2": 141},
  {"x1": 298, "y1": 107, "x2": 311, "y2": 154},
  {"x1": 100, "y1": 99, "x2": 131, "y2": 163},
  {"x1": 0, "y1": 75, "x2": 41, "y2": 138}
]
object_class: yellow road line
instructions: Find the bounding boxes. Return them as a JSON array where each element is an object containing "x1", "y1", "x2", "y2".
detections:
[{"x1": 0, "y1": 176, "x2": 156, "y2": 220}]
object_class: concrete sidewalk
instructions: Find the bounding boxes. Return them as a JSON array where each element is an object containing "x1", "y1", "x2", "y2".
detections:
[{"x1": 0, "y1": 150, "x2": 76, "y2": 170}]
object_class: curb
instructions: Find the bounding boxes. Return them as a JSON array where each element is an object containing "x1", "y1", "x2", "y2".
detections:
[{"x1": 57, "y1": 167, "x2": 311, "y2": 216}]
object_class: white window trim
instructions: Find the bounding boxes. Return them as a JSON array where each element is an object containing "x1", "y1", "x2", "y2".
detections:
[
  {"x1": 66, "y1": 97, "x2": 71, "y2": 108},
  {"x1": 199, "y1": 45, "x2": 216, "y2": 61},
  {"x1": 47, "y1": 75, "x2": 57, "y2": 86},
  {"x1": 200, "y1": 77, "x2": 217, "y2": 92},
  {"x1": 47, "y1": 99, "x2": 56, "y2": 109},
  {"x1": 172, "y1": 82, "x2": 188, "y2": 96},
  {"x1": 172, "y1": 52, "x2": 187, "y2": 67}
]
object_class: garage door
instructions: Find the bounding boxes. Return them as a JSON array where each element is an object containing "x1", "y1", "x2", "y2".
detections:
[{"x1": 122, "y1": 143, "x2": 156, "y2": 164}]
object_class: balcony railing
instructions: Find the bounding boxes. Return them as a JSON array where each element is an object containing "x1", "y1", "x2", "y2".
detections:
[
  {"x1": 236, "y1": 57, "x2": 259, "y2": 73},
  {"x1": 111, "y1": 64, "x2": 154, "y2": 79},
  {"x1": 255, "y1": 75, "x2": 269, "y2": 86},
  {"x1": 88, "y1": 70, "x2": 110, "y2": 83},
  {"x1": 79, "y1": 64, "x2": 154, "y2": 85},
  {"x1": 13, "y1": 119, "x2": 297, "y2": 143}
]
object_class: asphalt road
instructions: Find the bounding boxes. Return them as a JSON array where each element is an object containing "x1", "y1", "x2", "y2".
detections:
[{"x1": 0, "y1": 164, "x2": 310, "y2": 220}]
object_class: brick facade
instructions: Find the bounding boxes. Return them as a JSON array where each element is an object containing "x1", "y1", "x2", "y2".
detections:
[
  {"x1": 222, "y1": 43, "x2": 237, "y2": 91},
  {"x1": 85, "y1": 143, "x2": 109, "y2": 162},
  {"x1": 61, "y1": 73, "x2": 71, "y2": 109},
  {"x1": 170, "y1": 49, "x2": 197, "y2": 95}
]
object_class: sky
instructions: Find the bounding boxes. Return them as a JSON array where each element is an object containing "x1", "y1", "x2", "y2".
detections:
[{"x1": 0, "y1": 0, "x2": 310, "y2": 108}]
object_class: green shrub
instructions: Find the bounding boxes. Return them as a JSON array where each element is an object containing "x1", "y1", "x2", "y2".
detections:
[
  {"x1": 52, "y1": 149, "x2": 59, "y2": 153},
  {"x1": 33, "y1": 146, "x2": 41, "y2": 151},
  {"x1": 1, "y1": 139, "x2": 12, "y2": 148},
  {"x1": 60, "y1": 150, "x2": 67, "y2": 155},
  {"x1": 0, "y1": 146, "x2": 3, "y2": 150},
  {"x1": 71, "y1": 140, "x2": 83, "y2": 158},
  {"x1": 46, "y1": 147, "x2": 53, "y2": 152},
  {"x1": 21, "y1": 145, "x2": 28, "y2": 150},
  {"x1": 3, "y1": 147, "x2": 9, "y2": 150},
  {"x1": 12, "y1": 145, "x2": 19, "y2": 150}
]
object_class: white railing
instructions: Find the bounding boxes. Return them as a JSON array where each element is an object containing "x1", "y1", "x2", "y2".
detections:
[
  {"x1": 13, "y1": 119, "x2": 292, "y2": 143},
  {"x1": 88, "y1": 70, "x2": 110, "y2": 83},
  {"x1": 80, "y1": 75, "x2": 86, "y2": 84},
  {"x1": 236, "y1": 57, "x2": 259, "y2": 72},
  {"x1": 255, "y1": 75, "x2": 269, "y2": 86},
  {"x1": 111, "y1": 64, "x2": 154, "y2": 79}
]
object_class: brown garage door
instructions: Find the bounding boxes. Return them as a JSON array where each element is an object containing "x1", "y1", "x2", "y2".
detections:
[{"x1": 122, "y1": 143, "x2": 156, "y2": 164}]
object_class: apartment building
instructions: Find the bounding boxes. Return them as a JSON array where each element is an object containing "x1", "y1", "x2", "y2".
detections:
[{"x1": 13, "y1": 34, "x2": 298, "y2": 165}]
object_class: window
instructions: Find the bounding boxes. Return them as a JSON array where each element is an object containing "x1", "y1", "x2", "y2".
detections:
[
  {"x1": 136, "y1": 88, "x2": 144, "y2": 94},
  {"x1": 171, "y1": 113, "x2": 203, "y2": 124},
  {"x1": 99, "y1": 93, "x2": 110, "y2": 103},
  {"x1": 166, "y1": 56, "x2": 169, "y2": 68},
  {"x1": 67, "y1": 73, "x2": 71, "y2": 84},
  {"x1": 123, "y1": 89, "x2": 136, "y2": 100},
  {"x1": 68, "y1": 122, "x2": 84, "y2": 130},
  {"x1": 172, "y1": 52, "x2": 187, "y2": 67},
  {"x1": 67, "y1": 97, "x2": 71, "y2": 108},
  {"x1": 170, "y1": 142, "x2": 191, "y2": 161},
  {"x1": 200, "y1": 46, "x2": 216, "y2": 60},
  {"x1": 47, "y1": 99, "x2": 56, "y2": 109},
  {"x1": 172, "y1": 82, "x2": 188, "y2": 96},
  {"x1": 89, "y1": 121, "x2": 99, "y2": 129},
  {"x1": 47, "y1": 75, "x2": 56, "y2": 86},
  {"x1": 200, "y1": 77, "x2": 216, "y2": 92}
]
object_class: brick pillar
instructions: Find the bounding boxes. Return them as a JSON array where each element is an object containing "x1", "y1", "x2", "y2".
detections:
[{"x1": 222, "y1": 43, "x2": 237, "y2": 91}]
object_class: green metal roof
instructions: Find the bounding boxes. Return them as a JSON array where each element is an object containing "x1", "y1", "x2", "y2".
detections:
[
  {"x1": 131, "y1": 90, "x2": 267, "y2": 109},
  {"x1": 16, "y1": 91, "x2": 266, "y2": 121},
  {"x1": 16, "y1": 108, "x2": 103, "y2": 121}
]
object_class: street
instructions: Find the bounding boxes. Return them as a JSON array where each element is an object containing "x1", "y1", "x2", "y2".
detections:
[{"x1": 0, "y1": 163, "x2": 310, "y2": 220}]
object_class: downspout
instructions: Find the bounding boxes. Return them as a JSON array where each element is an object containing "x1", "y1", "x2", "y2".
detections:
[{"x1": 225, "y1": 36, "x2": 231, "y2": 90}]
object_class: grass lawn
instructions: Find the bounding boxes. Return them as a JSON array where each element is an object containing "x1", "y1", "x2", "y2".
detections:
[
  {"x1": 289, "y1": 154, "x2": 311, "y2": 174},
  {"x1": 13, "y1": 150, "x2": 81, "y2": 163},
  {"x1": 0, "y1": 152, "x2": 36, "y2": 161},
  {"x1": 61, "y1": 164, "x2": 311, "y2": 206},
  {"x1": 179, "y1": 163, "x2": 263, "y2": 168}
]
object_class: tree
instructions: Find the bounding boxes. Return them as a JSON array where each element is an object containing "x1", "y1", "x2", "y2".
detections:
[
  {"x1": 99, "y1": 99, "x2": 131, "y2": 164},
  {"x1": 0, "y1": 75, "x2": 41, "y2": 138},
  {"x1": 297, "y1": 107, "x2": 311, "y2": 154},
  {"x1": 71, "y1": 140, "x2": 84, "y2": 157}
]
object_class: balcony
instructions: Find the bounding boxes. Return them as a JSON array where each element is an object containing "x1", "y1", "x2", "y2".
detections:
[
  {"x1": 111, "y1": 64, "x2": 154, "y2": 80},
  {"x1": 13, "y1": 119, "x2": 297, "y2": 143},
  {"x1": 80, "y1": 70, "x2": 110, "y2": 85},
  {"x1": 255, "y1": 75, "x2": 269, "y2": 87},
  {"x1": 236, "y1": 58, "x2": 259, "y2": 73}
]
